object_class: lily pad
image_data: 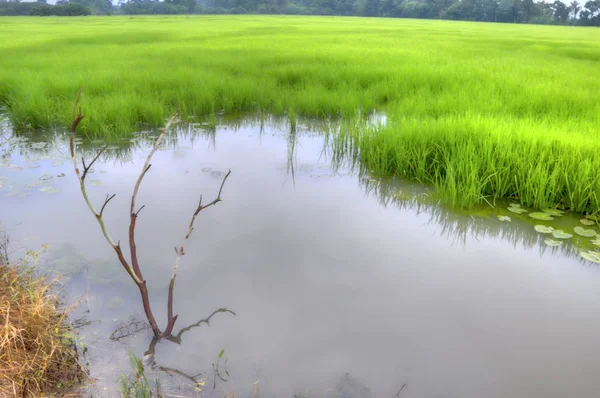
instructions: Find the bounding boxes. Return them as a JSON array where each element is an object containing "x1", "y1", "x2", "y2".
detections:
[
  {"x1": 507, "y1": 206, "x2": 528, "y2": 214},
  {"x1": 528, "y1": 212, "x2": 554, "y2": 221},
  {"x1": 52, "y1": 160, "x2": 64, "y2": 167},
  {"x1": 40, "y1": 187, "x2": 59, "y2": 194},
  {"x1": 497, "y1": 215, "x2": 511, "y2": 222},
  {"x1": 542, "y1": 208, "x2": 564, "y2": 216},
  {"x1": 57, "y1": 173, "x2": 65, "y2": 178},
  {"x1": 534, "y1": 225, "x2": 554, "y2": 234},
  {"x1": 580, "y1": 250, "x2": 600, "y2": 264},
  {"x1": 544, "y1": 238, "x2": 563, "y2": 247},
  {"x1": 90, "y1": 180, "x2": 103, "y2": 187},
  {"x1": 39, "y1": 174, "x2": 53, "y2": 181},
  {"x1": 551, "y1": 230, "x2": 573, "y2": 239},
  {"x1": 574, "y1": 226, "x2": 597, "y2": 238},
  {"x1": 580, "y1": 219, "x2": 595, "y2": 226}
]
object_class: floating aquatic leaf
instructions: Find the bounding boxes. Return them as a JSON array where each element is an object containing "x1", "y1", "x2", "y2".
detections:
[
  {"x1": 8, "y1": 165, "x2": 24, "y2": 171},
  {"x1": 39, "y1": 174, "x2": 53, "y2": 181},
  {"x1": 497, "y1": 215, "x2": 511, "y2": 222},
  {"x1": 202, "y1": 167, "x2": 212, "y2": 172},
  {"x1": 28, "y1": 164, "x2": 41, "y2": 169},
  {"x1": 580, "y1": 250, "x2": 600, "y2": 264},
  {"x1": 40, "y1": 187, "x2": 59, "y2": 194},
  {"x1": 544, "y1": 238, "x2": 563, "y2": 247},
  {"x1": 574, "y1": 226, "x2": 597, "y2": 238},
  {"x1": 534, "y1": 225, "x2": 554, "y2": 233},
  {"x1": 90, "y1": 180, "x2": 103, "y2": 187},
  {"x1": 52, "y1": 160, "x2": 64, "y2": 167},
  {"x1": 580, "y1": 219, "x2": 595, "y2": 226},
  {"x1": 57, "y1": 173, "x2": 65, "y2": 178},
  {"x1": 591, "y1": 238, "x2": 600, "y2": 247},
  {"x1": 541, "y1": 208, "x2": 564, "y2": 216},
  {"x1": 551, "y1": 230, "x2": 573, "y2": 239},
  {"x1": 528, "y1": 212, "x2": 554, "y2": 221},
  {"x1": 507, "y1": 206, "x2": 528, "y2": 214}
]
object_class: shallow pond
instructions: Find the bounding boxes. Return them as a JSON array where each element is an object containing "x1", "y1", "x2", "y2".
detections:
[{"x1": 2, "y1": 115, "x2": 600, "y2": 398}]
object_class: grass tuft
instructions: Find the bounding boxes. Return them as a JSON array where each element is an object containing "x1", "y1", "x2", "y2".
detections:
[{"x1": 0, "y1": 240, "x2": 86, "y2": 397}]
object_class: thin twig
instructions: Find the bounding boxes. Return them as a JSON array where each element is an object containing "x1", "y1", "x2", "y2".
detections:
[
  {"x1": 129, "y1": 113, "x2": 180, "y2": 281},
  {"x1": 82, "y1": 146, "x2": 108, "y2": 181},
  {"x1": 163, "y1": 169, "x2": 231, "y2": 336},
  {"x1": 99, "y1": 194, "x2": 116, "y2": 218},
  {"x1": 68, "y1": 91, "x2": 141, "y2": 285}
]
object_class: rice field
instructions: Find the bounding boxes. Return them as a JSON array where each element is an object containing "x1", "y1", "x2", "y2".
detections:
[{"x1": 0, "y1": 16, "x2": 598, "y2": 212}]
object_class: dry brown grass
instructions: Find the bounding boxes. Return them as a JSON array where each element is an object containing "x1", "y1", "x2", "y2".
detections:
[{"x1": 0, "y1": 244, "x2": 87, "y2": 397}]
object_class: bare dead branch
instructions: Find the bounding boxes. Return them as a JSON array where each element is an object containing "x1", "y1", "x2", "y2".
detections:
[
  {"x1": 81, "y1": 146, "x2": 108, "y2": 181},
  {"x1": 163, "y1": 169, "x2": 231, "y2": 335},
  {"x1": 99, "y1": 194, "x2": 116, "y2": 218},
  {"x1": 134, "y1": 205, "x2": 146, "y2": 218},
  {"x1": 70, "y1": 91, "x2": 230, "y2": 340},
  {"x1": 129, "y1": 113, "x2": 180, "y2": 283},
  {"x1": 198, "y1": 170, "x2": 231, "y2": 212}
]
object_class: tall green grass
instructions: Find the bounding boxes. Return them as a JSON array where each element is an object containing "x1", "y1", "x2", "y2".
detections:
[
  {"x1": 340, "y1": 115, "x2": 600, "y2": 213},
  {"x1": 0, "y1": 16, "x2": 599, "y2": 211}
]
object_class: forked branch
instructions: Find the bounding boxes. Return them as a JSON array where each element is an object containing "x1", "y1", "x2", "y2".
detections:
[
  {"x1": 164, "y1": 169, "x2": 231, "y2": 336},
  {"x1": 69, "y1": 90, "x2": 231, "y2": 339}
]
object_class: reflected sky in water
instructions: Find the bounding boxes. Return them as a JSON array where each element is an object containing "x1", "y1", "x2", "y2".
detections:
[{"x1": 2, "y1": 115, "x2": 600, "y2": 398}]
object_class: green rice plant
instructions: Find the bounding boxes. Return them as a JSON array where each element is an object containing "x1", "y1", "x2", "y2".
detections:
[
  {"x1": 0, "y1": 16, "x2": 598, "y2": 211},
  {"x1": 120, "y1": 352, "x2": 163, "y2": 398}
]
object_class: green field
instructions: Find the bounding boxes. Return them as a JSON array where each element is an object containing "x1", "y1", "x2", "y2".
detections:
[{"x1": 0, "y1": 16, "x2": 599, "y2": 212}]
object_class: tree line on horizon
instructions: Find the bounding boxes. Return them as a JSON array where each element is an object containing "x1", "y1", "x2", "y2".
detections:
[{"x1": 0, "y1": 0, "x2": 599, "y2": 26}]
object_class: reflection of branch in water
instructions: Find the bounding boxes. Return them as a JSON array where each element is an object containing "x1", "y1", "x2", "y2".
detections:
[
  {"x1": 107, "y1": 309, "x2": 237, "y2": 391},
  {"x1": 110, "y1": 316, "x2": 151, "y2": 342},
  {"x1": 140, "y1": 308, "x2": 235, "y2": 392}
]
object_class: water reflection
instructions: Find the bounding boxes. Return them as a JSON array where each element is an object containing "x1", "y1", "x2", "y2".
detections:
[
  {"x1": 3, "y1": 114, "x2": 600, "y2": 398},
  {"x1": 360, "y1": 176, "x2": 599, "y2": 265}
]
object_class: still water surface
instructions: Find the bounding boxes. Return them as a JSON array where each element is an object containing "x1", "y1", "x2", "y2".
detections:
[{"x1": 1, "y1": 116, "x2": 600, "y2": 398}]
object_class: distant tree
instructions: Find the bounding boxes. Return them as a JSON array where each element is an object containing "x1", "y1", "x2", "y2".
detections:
[
  {"x1": 551, "y1": 0, "x2": 570, "y2": 22},
  {"x1": 364, "y1": 0, "x2": 380, "y2": 15},
  {"x1": 569, "y1": 0, "x2": 580, "y2": 19}
]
